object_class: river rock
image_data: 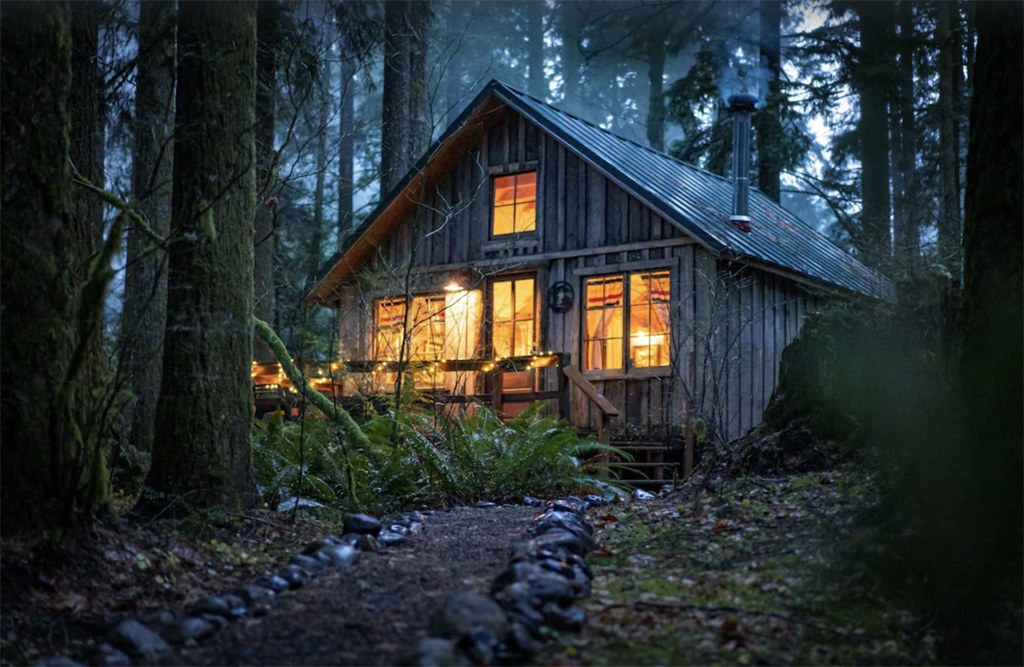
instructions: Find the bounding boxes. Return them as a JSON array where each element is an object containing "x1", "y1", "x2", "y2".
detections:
[
  {"x1": 540, "y1": 602, "x2": 586, "y2": 632},
  {"x1": 585, "y1": 494, "x2": 609, "y2": 507},
  {"x1": 108, "y1": 620, "x2": 170, "y2": 658},
  {"x1": 343, "y1": 512, "x2": 382, "y2": 536},
  {"x1": 289, "y1": 554, "x2": 326, "y2": 573},
  {"x1": 409, "y1": 638, "x2": 469, "y2": 667},
  {"x1": 429, "y1": 590, "x2": 509, "y2": 641},
  {"x1": 92, "y1": 643, "x2": 132, "y2": 667},
  {"x1": 529, "y1": 529, "x2": 592, "y2": 556},
  {"x1": 457, "y1": 626, "x2": 499, "y2": 665},
  {"x1": 522, "y1": 496, "x2": 543, "y2": 507},
  {"x1": 473, "y1": 501, "x2": 496, "y2": 508},
  {"x1": 632, "y1": 488, "x2": 655, "y2": 500},
  {"x1": 377, "y1": 530, "x2": 409, "y2": 548},
  {"x1": 254, "y1": 574, "x2": 290, "y2": 593},
  {"x1": 535, "y1": 510, "x2": 594, "y2": 536},
  {"x1": 278, "y1": 565, "x2": 306, "y2": 588},
  {"x1": 163, "y1": 616, "x2": 217, "y2": 644},
  {"x1": 318, "y1": 543, "x2": 360, "y2": 567},
  {"x1": 190, "y1": 595, "x2": 232, "y2": 618},
  {"x1": 233, "y1": 584, "x2": 273, "y2": 605}
]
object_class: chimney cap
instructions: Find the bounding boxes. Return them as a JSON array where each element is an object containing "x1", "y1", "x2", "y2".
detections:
[{"x1": 727, "y1": 93, "x2": 758, "y2": 112}]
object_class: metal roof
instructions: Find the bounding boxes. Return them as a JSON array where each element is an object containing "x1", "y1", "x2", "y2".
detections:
[
  {"x1": 311, "y1": 80, "x2": 894, "y2": 302},
  {"x1": 491, "y1": 82, "x2": 894, "y2": 301}
]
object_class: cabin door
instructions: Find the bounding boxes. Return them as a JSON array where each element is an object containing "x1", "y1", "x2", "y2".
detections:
[{"x1": 490, "y1": 276, "x2": 537, "y2": 398}]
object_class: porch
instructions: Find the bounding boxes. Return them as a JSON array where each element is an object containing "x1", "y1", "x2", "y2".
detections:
[{"x1": 252, "y1": 354, "x2": 686, "y2": 486}]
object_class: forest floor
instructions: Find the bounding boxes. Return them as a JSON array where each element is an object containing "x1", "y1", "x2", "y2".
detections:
[
  {"x1": 1, "y1": 473, "x2": 948, "y2": 666},
  {"x1": 539, "y1": 470, "x2": 942, "y2": 666}
]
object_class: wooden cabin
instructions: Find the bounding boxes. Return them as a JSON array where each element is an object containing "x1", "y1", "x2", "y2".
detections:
[{"x1": 307, "y1": 81, "x2": 893, "y2": 481}]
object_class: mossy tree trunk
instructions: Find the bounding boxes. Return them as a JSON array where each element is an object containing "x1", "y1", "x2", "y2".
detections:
[
  {"x1": 253, "y1": 0, "x2": 281, "y2": 364},
  {"x1": 407, "y1": 0, "x2": 431, "y2": 159},
  {"x1": 381, "y1": 0, "x2": 411, "y2": 193},
  {"x1": 124, "y1": 0, "x2": 175, "y2": 475},
  {"x1": 755, "y1": 0, "x2": 782, "y2": 203},
  {"x1": 0, "y1": 1, "x2": 78, "y2": 533},
  {"x1": 146, "y1": 0, "x2": 258, "y2": 508}
]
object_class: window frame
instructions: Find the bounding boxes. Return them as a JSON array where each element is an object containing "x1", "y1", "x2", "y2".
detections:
[
  {"x1": 580, "y1": 268, "x2": 674, "y2": 379},
  {"x1": 488, "y1": 274, "x2": 538, "y2": 359},
  {"x1": 490, "y1": 170, "x2": 539, "y2": 240}
]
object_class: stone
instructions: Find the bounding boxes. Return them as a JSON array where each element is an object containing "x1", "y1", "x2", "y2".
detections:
[
  {"x1": 352, "y1": 534, "x2": 378, "y2": 552},
  {"x1": 136, "y1": 609, "x2": 175, "y2": 629},
  {"x1": 530, "y1": 529, "x2": 593, "y2": 557},
  {"x1": 92, "y1": 643, "x2": 132, "y2": 667},
  {"x1": 289, "y1": 554, "x2": 326, "y2": 573},
  {"x1": 406, "y1": 511, "x2": 425, "y2": 523},
  {"x1": 233, "y1": 585, "x2": 273, "y2": 605},
  {"x1": 547, "y1": 500, "x2": 584, "y2": 517},
  {"x1": 492, "y1": 562, "x2": 574, "y2": 606},
  {"x1": 108, "y1": 620, "x2": 170, "y2": 658},
  {"x1": 508, "y1": 621, "x2": 542, "y2": 655},
  {"x1": 633, "y1": 488, "x2": 655, "y2": 500},
  {"x1": 473, "y1": 501, "x2": 496, "y2": 508},
  {"x1": 522, "y1": 496, "x2": 543, "y2": 507},
  {"x1": 429, "y1": 590, "x2": 509, "y2": 641},
  {"x1": 377, "y1": 530, "x2": 409, "y2": 548},
  {"x1": 407, "y1": 521, "x2": 423, "y2": 535},
  {"x1": 163, "y1": 617, "x2": 217, "y2": 644},
  {"x1": 661, "y1": 484, "x2": 675, "y2": 493},
  {"x1": 198, "y1": 613, "x2": 229, "y2": 631},
  {"x1": 276, "y1": 497, "x2": 325, "y2": 512},
  {"x1": 535, "y1": 510, "x2": 594, "y2": 536},
  {"x1": 541, "y1": 603, "x2": 586, "y2": 632},
  {"x1": 585, "y1": 494, "x2": 609, "y2": 507},
  {"x1": 409, "y1": 638, "x2": 469, "y2": 667},
  {"x1": 456, "y1": 626, "x2": 499, "y2": 665},
  {"x1": 388, "y1": 524, "x2": 409, "y2": 535},
  {"x1": 190, "y1": 595, "x2": 232, "y2": 618},
  {"x1": 31, "y1": 656, "x2": 83, "y2": 667},
  {"x1": 221, "y1": 594, "x2": 248, "y2": 617},
  {"x1": 278, "y1": 565, "x2": 306, "y2": 589},
  {"x1": 317, "y1": 543, "x2": 360, "y2": 567},
  {"x1": 302, "y1": 540, "x2": 334, "y2": 556},
  {"x1": 343, "y1": 512, "x2": 382, "y2": 536},
  {"x1": 254, "y1": 574, "x2": 290, "y2": 593}
]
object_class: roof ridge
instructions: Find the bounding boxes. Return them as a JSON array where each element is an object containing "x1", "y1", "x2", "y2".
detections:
[{"x1": 488, "y1": 79, "x2": 737, "y2": 188}]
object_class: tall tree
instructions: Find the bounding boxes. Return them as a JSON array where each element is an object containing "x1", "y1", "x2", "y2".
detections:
[
  {"x1": 338, "y1": 61, "x2": 356, "y2": 244},
  {"x1": 69, "y1": 1, "x2": 104, "y2": 252},
  {"x1": 558, "y1": 1, "x2": 582, "y2": 116},
  {"x1": 253, "y1": 0, "x2": 280, "y2": 364},
  {"x1": 0, "y1": 1, "x2": 78, "y2": 533},
  {"x1": 645, "y1": 22, "x2": 669, "y2": 151},
  {"x1": 892, "y1": 0, "x2": 918, "y2": 258},
  {"x1": 381, "y1": 0, "x2": 411, "y2": 193},
  {"x1": 936, "y1": 0, "x2": 963, "y2": 346},
  {"x1": 312, "y1": 2, "x2": 333, "y2": 267},
  {"x1": 755, "y1": 0, "x2": 782, "y2": 202},
  {"x1": 124, "y1": 0, "x2": 175, "y2": 469},
  {"x1": 408, "y1": 0, "x2": 432, "y2": 158},
  {"x1": 855, "y1": 1, "x2": 894, "y2": 267},
  {"x1": 445, "y1": 0, "x2": 468, "y2": 126},
  {"x1": 526, "y1": 0, "x2": 545, "y2": 99},
  {"x1": 146, "y1": 0, "x2": 258, "y2": 508}
]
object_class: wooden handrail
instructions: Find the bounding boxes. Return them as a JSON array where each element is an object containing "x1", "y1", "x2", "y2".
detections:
[{"x1": 563, "y1": 365, "x2": 619, "y2": 416}]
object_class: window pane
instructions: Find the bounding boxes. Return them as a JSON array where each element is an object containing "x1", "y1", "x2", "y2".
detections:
[
  {"x1": 514, "y1": 201, "x2": 536, "y2": 232},
  {"x1": 493, "y1": 205, "x2": 515, "y2": 236},
  {"x1": 493, "y1": 322, "x2": 513, "y2": 358},
  {"x1": 494, "y1": 175, "x2": 516, "y2": 205},
  {"x1": 604, "y1": 277, "x2": 624, "y2": 306},
  {"x1": 514, "y1": 279, "x2": 534, "y2": 320},
  {"x1": 630, "y1": 273, "x2": 649, "y2": 306},
  {"x1": 651, "y1": 272, "x2": 670, "y2": 303},
  {"x1": 514, "y1": 321, "x2": 534, "y2": 356},
  {"x1": 493, "y1": 281, "x2": 512, "y2": 322},
  {"x1": 606, "y1": 306, "x2": 623, "y2": 338},
  {"x1": 605, "y1": 338, "x2": 623, "y2": 370},
  {"x1": 586, "y1": 309, "x2": 605, "y2": 339},
  {"x1": 586, "y1": 279, "x2": 605, "y2": 308},
  {"x1": 515, "y1": 172, "x2": 536, "y2": 201}
]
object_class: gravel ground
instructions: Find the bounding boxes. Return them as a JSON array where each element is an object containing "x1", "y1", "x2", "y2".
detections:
[{"x1": 174, "y1": 505, "x2": 539, "y2": 666}]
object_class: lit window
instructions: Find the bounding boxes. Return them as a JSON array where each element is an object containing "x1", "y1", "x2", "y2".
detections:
[
  {"x1": 629, "y1": 271, "x2": 671, "y2": 368},
  {"x1": 492, "y1": 278, "x2": 535, "y2": 357},
  {"x1": 375, "y1": 292, "x2": 482, "y2": 362},
  {"x1": 492, "y1": 172, "x2": 536, "y2": 236},
  {"x1": 584, "y1": 271, "x2": 671, "y2": 370}
]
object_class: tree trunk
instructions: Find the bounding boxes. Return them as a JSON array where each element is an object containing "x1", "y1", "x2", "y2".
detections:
[
  {"x1": 313, "y1": 9, "x2": 332, "y2": 267},
  {"x1": 527, "y1": 0, "x2": 545, "y2": 99},
  {"x1": 856, "y1": 1, "x2": 893, "y2": 267},
  {"x1": 893, "y1": 0, "x2": 918, "y2": 258},
  {"x1": 0, "y1": 1, "x2": 77, "y2": 533},
  {"x1": 937, "y1": 0, "x2": 963, "y2": 352},
  {"x1": 408, "y1": 0, "x2": 431, "y2": 159},
  {"x1": 445, "y1": 0, "x2": 467, "y2": 126},
  {"x1": 338, "y1": 73, "x2": 356, "y2": 253},
  {"x1": 253, "y1": 0, "x2": 280, "y2": 364},
  {"x1": 146, "y1": 0, "x2": 257, "y2": 508},
  {"x1": 70, "y1": 1, "x2": 103, "y2": 254},
  {"x1": 754, "y1": 0, "x2": 782, "y2": 202},
  {"x1": 124, "y1": 0, "x2": 175, "y2": 471},
  {"x1": 645, "y1": 25, "x2": 667, "y2": 152},
  {"x1": 559, "y1": 1, "x2": 582, "y2": 116},
  {"x1": 382, "y1": 0, "x2": 411, "y2": 193}
]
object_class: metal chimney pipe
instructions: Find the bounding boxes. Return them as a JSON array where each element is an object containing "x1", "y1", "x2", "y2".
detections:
[{"x1": 728, "y1": 93, "x2": 758, "y2": 232}]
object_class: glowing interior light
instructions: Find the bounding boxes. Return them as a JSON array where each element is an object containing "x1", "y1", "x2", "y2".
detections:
[{"x1": 444, "y1": 281, "x2": 464, "y2": 292}]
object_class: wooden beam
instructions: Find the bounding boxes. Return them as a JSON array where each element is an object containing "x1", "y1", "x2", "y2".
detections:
[{"x1": 564, "y1": 365, "x2": 619, "y2": 416}]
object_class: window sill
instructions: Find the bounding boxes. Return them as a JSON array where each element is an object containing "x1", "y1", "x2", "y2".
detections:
[
  {"x1": 580, "y1": 367, "x2": 674, "y2": 381},
  {"x1": 483, "y1": 236, "x2": 539, "y2": 252}
]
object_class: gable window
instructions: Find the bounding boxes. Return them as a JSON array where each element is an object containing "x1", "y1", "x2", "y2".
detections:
[
  {"x1": 492, "y1": 172, "x2": 536, "y2": 236},
  {"x1": 584, "y1": 271, "x2": 670, "y2": 371}
]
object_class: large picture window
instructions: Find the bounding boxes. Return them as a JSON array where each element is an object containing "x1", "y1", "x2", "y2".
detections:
[
  {"x1": 375, "y1": 291, "x2": 482, "y2": 362},
  {"x1": 492, "y1": 172, "x2": 536, "y2": 236},
  {"x1": 584, "y1": 271, "x2": 670, "y2": 371}
]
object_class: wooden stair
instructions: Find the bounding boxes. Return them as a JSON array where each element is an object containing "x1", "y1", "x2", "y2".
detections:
[{"x1": 607, "y1": 438, "x2": 680, "y2": 488}]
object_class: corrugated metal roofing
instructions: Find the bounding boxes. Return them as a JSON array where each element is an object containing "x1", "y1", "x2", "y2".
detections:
[{"x1": 491, "y1": 81, "x2": 894, "y2": 301}]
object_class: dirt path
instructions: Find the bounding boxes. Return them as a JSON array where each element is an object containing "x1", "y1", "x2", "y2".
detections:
[{"x1": 172, "y1": 505, "x2": 537, "y2": 666}]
